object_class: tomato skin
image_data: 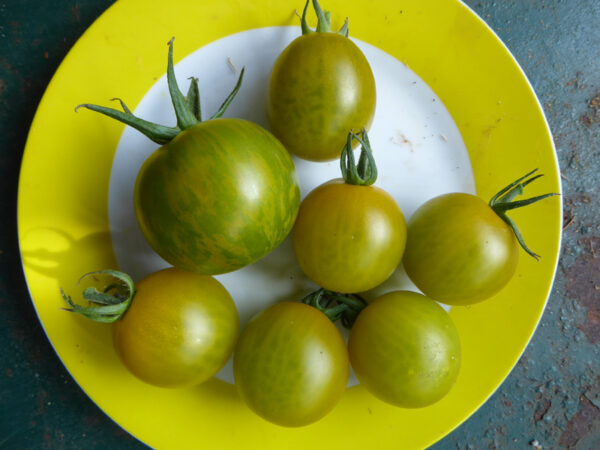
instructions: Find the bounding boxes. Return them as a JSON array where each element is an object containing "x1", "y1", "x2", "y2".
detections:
[
  {"x1": 233, "y1": 302, "x2": 349, "y2": 427},
  {"x1": 403, "y1": 193, "x2": 519, "y2": 305},
  {"x1": 267, "y1": 32, "x2": 376, "y2": 161},
  {"x1": 348, "y1": 291, "x2": 461, "y2": 408},
  {"x1": 135, "y1": 118, "x2": 300, "y2": 275},
  {"x1": 292, "y1": 179, "x2": 406, "y2": 293},
  {"x1": 112, "y1": 268, "x2": 239, "y2": 388}
]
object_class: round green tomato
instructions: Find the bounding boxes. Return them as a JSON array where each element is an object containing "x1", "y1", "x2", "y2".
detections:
[
  {"x1": 292, "y1": 179, "x2": 406, "y2": 293},
  {"x1": 112, "y1": 268, "x2": 239, "y2": 388},
  {"x1": 267, "y1": 32, "x2": 376, "y2": 161},
  {"x1": 403, "y1": 193, "x2": 518, "y2": 305},
  {"x1": 348, "y1": 291, "x2": 461, "y2": 408},
  {"x1": 135, "y1": 118, "x2": 300, "y2": 275},
  {"x1": 233, "y1": 302, "x2": 349, "y2": 427}
]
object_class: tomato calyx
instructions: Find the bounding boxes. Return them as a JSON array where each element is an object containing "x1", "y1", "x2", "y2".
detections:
[
  {"x1": 301, "y1": 288, "x2": 367, "y2": 328},
  {"x1": 300, "y1": 0, "x2": 349, "y2": 37},
  {"x1": 340, "y1": 129, "x2": 378, "y2": 186},
  {"x1": 489, "y1": 168, "x2": 559, "y2": 260},
  {"x1": 75, "y1": 38, "x2": 245, "y2": 145},
  {"x1": 61, "y1": 270, "x2": 134, "y2": 323}
]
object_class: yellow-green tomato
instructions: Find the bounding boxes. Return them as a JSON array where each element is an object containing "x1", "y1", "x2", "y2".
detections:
[
  {"x1": 233, "y1": 302, "x2": 349, "y2": 427},
  {"x1": 348, "y1": 291, "x2": 461, "y2": 408},
  {"x1": 292, "y1": 179, "x2": 406, "y2": 293},
  {"x1": 403, "y1": 193, "x2": 519, "y2": 305},
  {"x1": 267, "y1": 32, "x2": 376, "y2": 161},
  {"x1": 112, "y1": 268, "x2": 239, "y2": 388}
]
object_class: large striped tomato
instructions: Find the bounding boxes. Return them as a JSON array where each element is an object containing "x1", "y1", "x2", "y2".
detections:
[
  {"x1": 134, "y1": 118, "x2": 300, "y2": 274},
  {"x1": 79, "y1": 39, "x2": 300, "y2": 274}
]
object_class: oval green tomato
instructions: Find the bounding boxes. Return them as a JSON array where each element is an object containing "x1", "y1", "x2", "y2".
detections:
[
  {"x1": 267, "y1": 32, "x2": 376, "y2": 161},
  {"x1": 112, "y1": 268, "x2": 239, "y2": 388},
  {"x1": 292, "y1": 179, "x2": 406, "y2": 293},
  {"x1": 135, "y1": 118, "x2": 300, "y2": 274},
  {"x1": 403, "y1": 193, "x2": 519, "y2": 305},
  {"x1": 348, "y1": 291, "x2": 461, "y2": 408},
  {"x1": 233, "y1": 302, "x2": 349, "y2": 427}
]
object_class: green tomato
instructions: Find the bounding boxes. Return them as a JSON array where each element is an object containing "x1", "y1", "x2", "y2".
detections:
[
  {"x1": 348, "y1": 291, "x2": 461, "y2": 408},
  {"x1": 403, "y1": 170, "x2": 557, "y2": 305},
  {"x1": 403, "y1": 193, "x2": 518, "y2": 305},
  {"x1": 292, "y1": 179, "x2": 406, "y2": 293},
  {"x1": 233, "y1": 302, "x2": 349, "y2": 427},
  {"x1": 135, "y1": 118, "x2": 300, "y2": 274},
  {"x1": 267, "y1": 26, "x2": 376, "y2": 161},
  {"x1": 112, "y1": 268, "x2": 239, "y2": 388}
]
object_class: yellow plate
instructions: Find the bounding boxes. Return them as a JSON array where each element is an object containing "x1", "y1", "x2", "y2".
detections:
[{"x1": 18, "y1": 0, "x2": 561, "y2": 448}]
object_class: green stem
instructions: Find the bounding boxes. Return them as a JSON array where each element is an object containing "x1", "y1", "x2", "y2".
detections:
[
  {"x1": 340, "y1": 129, "x2": 378, "y2": 186},
  {"x1": 302, "y1": 288, "x2": 367, "y2": 329},
  {"x1": 300, "y1": 0, "x2": 313, "y2": 34},
  {"x1": 75, "y1": 103, "x2": 180, "y2": 145},
  {"x1": 300, "y1": 0, "x2": 349, "y2": 35},
  {"x1": 489, "y1": 169, "x2": 559, "y2": 260},
  {"x1": 210, "y1": 67, "x2": 245, "y2": 119},
  {"x1": 166, "y1": 37, "x2": 198, "y2": 130},
  {"x1": 61, "y1": 270, "x2": 135, "y2": 323},
  {"x1": 338, "y1": 17, "x2": 349, "y2": 37},
  {"x1": 315, "y1": 3, "x2": 331, "y2": 32},
  {"x1": 185, "y1": 77, "x2": 202, "y2": 121},
  {"x1": 77, "y1": 38, "x2": 243, "y2": 145}
]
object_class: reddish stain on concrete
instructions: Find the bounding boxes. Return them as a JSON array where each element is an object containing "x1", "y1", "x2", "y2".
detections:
[
  {"x1": 566, "y1": 237, "x2": 600, "y2": 343},
  {"x1": 534, "y1": 398, "x2": 552, "y2": 423},
  {"x1": 37, "y1": 390, "x2": 49, "y2": 413},
  {"x1": 559, "y1": 394, "x2": 600, "y2": 448},
  {"x1": 71, "y1": 5, "x2": 81, "y2": 22},
  {"x1": 579, "y1": 93, "x2": 600, "y2": 127}
]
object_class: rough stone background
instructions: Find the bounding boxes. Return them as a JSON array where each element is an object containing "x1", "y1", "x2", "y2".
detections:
[{"x1": 1, "y1": 1, "x2": 598, "y2": 448}]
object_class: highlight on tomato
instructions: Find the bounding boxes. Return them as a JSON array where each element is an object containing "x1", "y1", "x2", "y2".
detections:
[
  {"x1": 77, "y1": 38, "x2": 300, "y2": 275},
  {"x1": 292, "y1": 130, "x2": 406, "y2": 293},
  {"x1": 267, "y1": 0, "x2": 376, "y2": 161},
  {"x1": 233, "y1": 301, "x2": 349, "y2": 427},
  {"x1": 403, "y1": 169, "x2": 559, "y2": 305},
  {"x1": 61, "y1": 268, "x2": 239, "y2": 388}
]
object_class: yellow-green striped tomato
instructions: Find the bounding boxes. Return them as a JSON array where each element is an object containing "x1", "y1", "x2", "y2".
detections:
[
  {"x1": 292, "y1": 179, "x2": 406, "y2": 293},
  {"x1": 113, "y1": 268, "x2": 239, "y2": 388},
  {"x1": 233, "y1": 302, "x2": 349, "y2": 427},
  {"x1": 135, "y1": 118, "x2": 300, "y2": 274},
  {"x1": 267, "y1": 1, "x2": 376, "y2": 161},
  {"x1": 403, "y1": 170, "x2": 557, "y2": 305},
  {"x1": 348, "y1": 291, "x2": 461, "y2": 408}
]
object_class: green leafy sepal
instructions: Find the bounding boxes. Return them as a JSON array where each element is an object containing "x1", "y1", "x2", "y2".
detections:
[{"x1": 61, "y1": 270, "x2": 134, "y2": 323}]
